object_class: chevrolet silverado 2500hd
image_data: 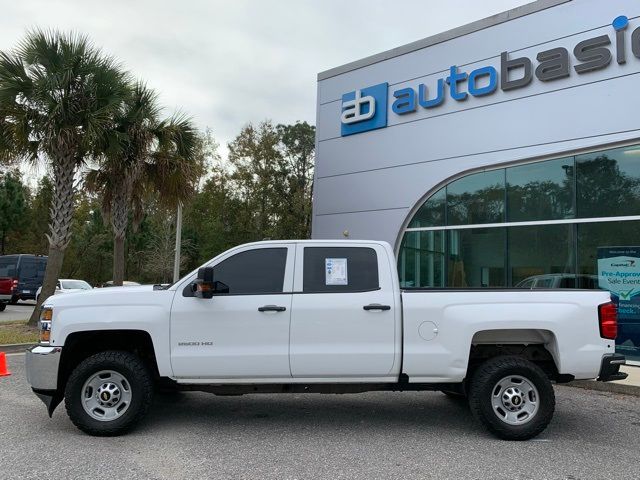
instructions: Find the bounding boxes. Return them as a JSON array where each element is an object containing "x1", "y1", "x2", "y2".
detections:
[{"x1": 25, "y1": 240, "x2": 627, "y2": 440}]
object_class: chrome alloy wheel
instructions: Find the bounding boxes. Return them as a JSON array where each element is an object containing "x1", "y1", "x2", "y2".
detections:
[
  {"x1": 490, "y1": 375, "x2": 539, "y2": 426},
  {"x1": 81, "y1": 370, "x2": 132, "y2": 421}
]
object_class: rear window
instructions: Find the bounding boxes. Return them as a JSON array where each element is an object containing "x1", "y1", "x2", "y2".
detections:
[
  {"x1": 61, "y1": 280, "x2": 92, "y2": 290},
  {"x1": 558, "y1": 277, "x2": 576, "y2": 289},
  {"x1": 19, "y1": 258, "x2": 46, "y2": 280},
  {"x1": 0, "y1": 257, "x2": 17, "y2": 277},
  {"x1": 303, "y1": 247, "x2": 379, "y2": 293},
  {"x1": 534, "y1": 278, "x2": 554, "y2": 288}
]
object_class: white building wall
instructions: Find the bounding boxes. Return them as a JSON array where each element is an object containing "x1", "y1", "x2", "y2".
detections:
[{"x1": 313, "y1": 0, "x2": 640, "y2": 251}]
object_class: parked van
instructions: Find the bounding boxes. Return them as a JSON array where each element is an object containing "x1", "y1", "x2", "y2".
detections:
[{"x1": 0, "y1": 254, "x2": 48, "y2": 309}]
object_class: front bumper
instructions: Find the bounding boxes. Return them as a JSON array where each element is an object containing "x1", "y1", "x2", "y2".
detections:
[
  {"x1": 25, "y1": 345, "x2": 62, "y2": 391},
  {"x1": 597, "y1": 353, "x2": 627, "y2": 382}
]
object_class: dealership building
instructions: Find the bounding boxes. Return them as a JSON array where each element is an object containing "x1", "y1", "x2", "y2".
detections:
[{"x1": 312, "y1": 0, "x2": 640, "y2": 362}]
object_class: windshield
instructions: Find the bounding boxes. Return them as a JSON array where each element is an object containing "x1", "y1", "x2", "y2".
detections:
[
  {"x1": 0, "y1": 257, "x2": 17, "y2": 278},
  {"x1": 61, "y1": 280, "x2": 92, "y2": 290}
]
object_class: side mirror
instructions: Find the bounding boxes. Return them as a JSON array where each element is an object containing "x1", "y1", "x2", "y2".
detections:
[
  {"x1": 194, "y1": 267, "x2": 215, "y2": 299},
  {"x1": 193, "y1": 268, "x2": 230, "y2": 298}
]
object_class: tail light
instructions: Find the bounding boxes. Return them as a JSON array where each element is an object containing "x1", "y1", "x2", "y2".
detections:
[
  {"x1": 10, "y1": 279, "x2": 17, "y2": 292},
  {"x1": 598, "y1": 301, "x2": 618, "y2": 340}
]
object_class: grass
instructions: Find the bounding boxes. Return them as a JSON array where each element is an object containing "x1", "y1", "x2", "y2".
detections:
[{"x1": 0, "y1": 321, "x2": 39, "y2": 345}]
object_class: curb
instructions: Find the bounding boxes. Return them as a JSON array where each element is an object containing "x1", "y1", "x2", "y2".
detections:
[
  {"x1": 564, "y1": 380, "x2": 640, "y2": 397},
  {"x1": 0, "y1": 343, "x2": 32, "y2": 354}
]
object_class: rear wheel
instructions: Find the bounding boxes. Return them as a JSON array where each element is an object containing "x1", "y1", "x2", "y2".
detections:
[
  {"x1": 468, "y1": 355, "x2": 555, "y2": 440},
  {"x1": 9, "y1": 295, "x2": 18, "y2": 305},
  {"x1": 0, "y1": 302, "x2": 6, "y2": 312},
  {"x1": 64, "y1": 351, "x2": 154, "y2": 436}
]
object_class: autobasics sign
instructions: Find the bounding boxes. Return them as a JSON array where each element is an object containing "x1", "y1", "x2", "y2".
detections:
[{"x1": 341, "y1": 15, "x2": 640, "y2": 136}]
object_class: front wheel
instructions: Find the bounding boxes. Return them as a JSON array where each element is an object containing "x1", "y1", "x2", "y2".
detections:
[
  {"x1": 468, "y1": 356, "x2": 555, "y2": 441},
  {"x1": 64, "y1": 351, "x2": 154, "y2": 436}
]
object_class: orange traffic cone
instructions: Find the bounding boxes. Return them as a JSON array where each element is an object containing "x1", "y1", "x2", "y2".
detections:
[{"x1": 0, "y1": 352, "x2": 10, "y2": 377}]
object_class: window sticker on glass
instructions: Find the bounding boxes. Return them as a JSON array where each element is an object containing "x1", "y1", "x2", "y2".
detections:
[{"x1": 325, "y1": 258, "x2": 348, "y2": 285}]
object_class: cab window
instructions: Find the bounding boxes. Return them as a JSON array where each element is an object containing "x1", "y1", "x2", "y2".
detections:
[
  {"x1": 303, "y1": 247, "x2": 379, "y2": 293},
  {"x1": 212, "y1": 248, "x2": 287, "y2": 295}
]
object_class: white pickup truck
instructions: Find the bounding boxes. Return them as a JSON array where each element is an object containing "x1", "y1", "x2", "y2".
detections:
[{"x1": 25, "y1": 240, "x2": 627, "y2": 440}]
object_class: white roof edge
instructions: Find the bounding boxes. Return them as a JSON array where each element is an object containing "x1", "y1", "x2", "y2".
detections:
[{"x1": 317, "y1": 0, "x2": 571, "y2": 82}]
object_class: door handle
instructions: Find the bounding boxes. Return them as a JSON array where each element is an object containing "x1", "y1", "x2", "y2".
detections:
[
  {"x1": 258, "y1": 305, "x2": 287, "y2": 312},
  {"x1": 363, "y1": 304, "x2": 391, "y2": 311}
]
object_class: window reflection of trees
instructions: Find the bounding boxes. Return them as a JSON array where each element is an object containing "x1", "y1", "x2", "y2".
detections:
[
  {"x1": 446, "y1": 184, "x2": 504, "y2": 225},
  {"x1": 508, "y1": 179, "x2": 573, "y2": 221},
  {"x1": 577, "y1": 155, "x2": 640, "y2": 217}
]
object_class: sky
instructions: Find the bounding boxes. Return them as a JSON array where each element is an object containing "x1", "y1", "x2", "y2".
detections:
[{"x1": 1, "y1": 0, "x2": 530, "y2": 159}]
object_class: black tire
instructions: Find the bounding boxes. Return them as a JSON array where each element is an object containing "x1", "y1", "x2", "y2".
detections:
[
  {"x1": 468, "y1": 355, "x2": 555, "y2": 441},
  {"x1": 64, "y1": 351, "x2": 154, "y2": 436},
  {"x1": 9, "y1": 295, "x2": 18, "y2": 305},
  {"x1": 0, "y1": 302, "x2": 6, "y2": 312}
]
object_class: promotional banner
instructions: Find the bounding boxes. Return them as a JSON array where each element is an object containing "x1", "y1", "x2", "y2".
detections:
[{"x1": 598, "y1": 247, "x2": 640, "y2": 360}]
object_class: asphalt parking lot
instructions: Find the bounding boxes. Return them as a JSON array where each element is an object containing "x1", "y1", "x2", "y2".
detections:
[
  {"x1": 1, "y1": 354, "x2": 639, "y2": 480},
  {"x1": 0, "y1": 301, "x2": 35, "y2": 323}
]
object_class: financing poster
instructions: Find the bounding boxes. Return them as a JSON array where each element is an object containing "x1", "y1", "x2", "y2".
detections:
[{"x1": 597, "y1": 247, "x2": 640, "y2": 319}]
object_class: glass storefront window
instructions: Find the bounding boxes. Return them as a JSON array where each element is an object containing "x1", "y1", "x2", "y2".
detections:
[
  {"x1": 398, "y1": 231, "x2": 445, "y2": 288},
  {"x1": 506, "y1": 157, "x2": 574, "y2": 222},
  {"x1": 447, "y1": 170, "x2": 505, "y2": 225},
  {"x1": 576, "y1": 145, "x2": 640, "y2": 218},
  {"x1": 408, "y1": 188, "x2": 445, "y2": 228},
  {"x1": 509, "y1": 224, "x2": 574, "y2": 286},
  {"x1": 447, "y1": 228, "x2": 506, "y2": 287}
]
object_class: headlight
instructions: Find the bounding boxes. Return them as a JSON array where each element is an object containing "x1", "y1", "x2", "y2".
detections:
[{"x1": 39, "y1": 307, "x2": 53, "y2": 344}]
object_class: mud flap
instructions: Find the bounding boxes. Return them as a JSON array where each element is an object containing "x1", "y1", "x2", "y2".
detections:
[{"x1": 33, "y1": 389, "x2": 63, "y2": 417}]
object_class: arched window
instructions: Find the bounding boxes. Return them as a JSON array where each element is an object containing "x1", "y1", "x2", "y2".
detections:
[{"x1": 397, "y1": 144, "x2": 640, "y2": 289}]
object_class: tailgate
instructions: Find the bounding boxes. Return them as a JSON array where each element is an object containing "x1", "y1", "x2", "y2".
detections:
[{"x1": 0, "y1": 277, "x2": 13, "y2": 296}]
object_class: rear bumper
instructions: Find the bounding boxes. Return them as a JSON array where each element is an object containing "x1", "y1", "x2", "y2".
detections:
[
  {"x1": 25, "y1": 345, "x2": 62, "y2": 391},
  {"x1": 0, "y1": 294, "x2": 10, "y2": 301},
  {"x1": 597, "y1": 353, "x2": 627, "y2": 382},
  {"x1": 14, "y1": 292, "x2": 35, "y2": 301}
]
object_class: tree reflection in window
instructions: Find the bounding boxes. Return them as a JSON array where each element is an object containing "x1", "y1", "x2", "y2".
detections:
[
  {"x1": 577, "y1": 148, "x2": 640, "y2": 218},
  {"x1": 446, "y1": 170, "x2": 504, "y2": 225},
  {"x1": 507, "y1": 158, "x2": 574, "y2": 222}
]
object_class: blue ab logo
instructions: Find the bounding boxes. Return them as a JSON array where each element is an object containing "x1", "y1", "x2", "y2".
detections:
[{"x1": 340, "y1": 83, "x2": 388, "y2": 136}]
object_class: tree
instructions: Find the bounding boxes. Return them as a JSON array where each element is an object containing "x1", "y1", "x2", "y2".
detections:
[
  {"x1": 275, "y1": 121, "x2": 315, "y2": 239},
  {"x1": 0, "y1": 30, "x2": 129, "y2": 324},
  {"x1": 227, "y1": 121, "x2": 283, "y2": 239},
  {"x1": 224, "y1": 120, "x2": 315, "y2": 242},
  {"x1": 0, "y1": 170, "x2": 26, "y2": 254},
  {"x1": 86, "y1": 82, "x2": 202, "y2": 285},
  {"x1": 21, "y1": 176, "x2": 54, "y2": 256}
]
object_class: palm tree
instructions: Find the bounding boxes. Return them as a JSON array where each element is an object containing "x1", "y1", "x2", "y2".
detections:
[
  {"x1": 0, "y1": 30, "x2": 128, "y2": 324},
  {"x1": 87, "y1": 83, "x2": 201, "y2": 285}
]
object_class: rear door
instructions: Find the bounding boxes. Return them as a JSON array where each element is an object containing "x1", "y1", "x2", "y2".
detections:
[{"x1": 289, "y1": 243, "x2": 398, "y2": 379}]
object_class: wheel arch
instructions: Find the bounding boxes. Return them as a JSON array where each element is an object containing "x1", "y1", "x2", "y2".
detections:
[
  {"x1": 467, "y1": 329, "x2": 566, "y2": 382},
  {"x1": 57, "y1": 329, "x2": 160, "y2": 392}
]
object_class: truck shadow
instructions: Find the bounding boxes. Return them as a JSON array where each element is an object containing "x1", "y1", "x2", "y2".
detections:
[{"x1": 147, "y1": 390, "x2": 479, "y2": 435}]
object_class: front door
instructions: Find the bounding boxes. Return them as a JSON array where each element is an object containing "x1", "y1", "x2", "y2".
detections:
[{"x1": 170, "y1": 244, "x2": 295, "y2": 379}]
